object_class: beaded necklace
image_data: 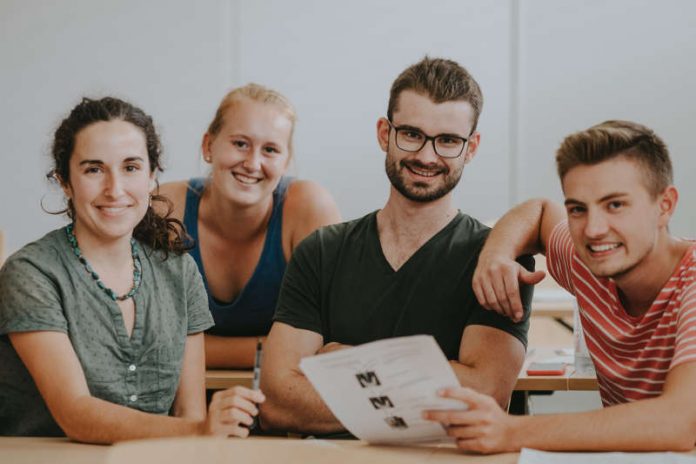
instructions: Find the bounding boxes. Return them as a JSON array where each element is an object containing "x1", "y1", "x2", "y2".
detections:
[{"x1": 65, "y1": 223, "x2": 142, "y2": 301}]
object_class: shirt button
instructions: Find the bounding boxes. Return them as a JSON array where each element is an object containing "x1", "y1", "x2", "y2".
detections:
[
  {"x1": 129, "y1": 394, "x2": 138, "y2": 402},
  {"x1": 128, "y1": 364, "x2": 136, "y2": 372}
]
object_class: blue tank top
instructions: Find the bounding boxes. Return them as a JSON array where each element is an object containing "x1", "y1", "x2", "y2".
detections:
[{"x1": 183, "y1": 177, "x2": 291, "y2": 336}]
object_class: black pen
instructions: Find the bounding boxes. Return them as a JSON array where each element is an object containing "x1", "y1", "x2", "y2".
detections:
[
  {"x1": 252, "y1": 338, "x2": 262, "y2": 391},
  {"x1": 249, "y1": 338, "x2": 263, "y2": 431}
]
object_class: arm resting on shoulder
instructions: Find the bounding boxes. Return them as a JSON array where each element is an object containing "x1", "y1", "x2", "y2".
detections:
[
  {"x1": 449, "y1": 325, "x2": 525, "y2": 408},
  {"x1": 258, "y1": 322, "x2": 344, "y2": 434},
  {"x1": 483, "y1": 198, "x2": 565, "y2": 258},
  {"x1": 473, "y1": 199, "x2": 566, "y2": 320}
]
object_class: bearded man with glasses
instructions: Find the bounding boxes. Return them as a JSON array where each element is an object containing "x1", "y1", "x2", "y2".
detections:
[{"x1": 260, "y1": 57, "x2": 533, "y2": 435}]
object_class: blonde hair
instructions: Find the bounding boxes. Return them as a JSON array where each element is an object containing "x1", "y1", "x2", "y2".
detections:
[{"x1": 206, "y1": 83, "x2": 297, "y2": 155}]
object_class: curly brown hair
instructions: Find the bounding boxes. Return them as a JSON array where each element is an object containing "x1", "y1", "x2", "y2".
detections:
[{"x1": 49, "y1": 97, "x2": 189, "y2": 256}]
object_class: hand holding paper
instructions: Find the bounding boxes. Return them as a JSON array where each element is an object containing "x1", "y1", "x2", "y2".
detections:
[{"x1": 299, "y1": 335, "x2": 466, "y2": 444}]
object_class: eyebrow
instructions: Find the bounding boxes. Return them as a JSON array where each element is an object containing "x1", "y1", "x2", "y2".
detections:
[
  {"x1": 437, "y1": 132, "x2": 467, "y2": 139},
  {"x1": 393, "y1": 124, "x2": 466, "y2": 139},
  {"x1": 78, "y1": 156, "x2": 145, "y2": 166},
  {"x1": 598, "y1": 192, "x2": 629, "y2": 202},
  {"x1": 564, "y1": 192, "x2": 628, "y2": 206},
  {"x1": 228, "y1": 134, "x2": 284, "y2": 145},
  {"x1": 394, "y1": 124, "x2": 422, "y2": 132}
]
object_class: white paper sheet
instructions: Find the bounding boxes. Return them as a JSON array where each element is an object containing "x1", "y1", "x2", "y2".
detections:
[
  {"x1": 518, "y1": 448, "x2": 696, "y2": 464},
  {"x1": 299, "y1": 335, "x2": 465, "y2": 444}
]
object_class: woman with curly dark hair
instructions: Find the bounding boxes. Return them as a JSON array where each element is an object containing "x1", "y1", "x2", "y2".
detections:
[{"x1": 0, "y1": 97, "x2": 264, "y2": 443}]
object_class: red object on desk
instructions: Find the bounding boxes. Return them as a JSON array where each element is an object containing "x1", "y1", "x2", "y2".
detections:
[{"x1": 526, "y1": 362, "x2": 566, "y2": 376}]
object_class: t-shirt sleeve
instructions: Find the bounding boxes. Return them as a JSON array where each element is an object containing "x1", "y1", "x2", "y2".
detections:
[
  {"x1": 546, "y1": 220, "x2": 577, "y2": 295},
  {"x1": 672, "y1": 283, "x2": 696, "y2": 369},
  {"x1": 272, "y1": 231, "x2": 323, "y2": 335},
  {"x1": 182, "y1": 255, "x2": 214, "y2": 335},
  {"x1": 466, "y1": 254, "x2": 533, "y2": 348},
  {"x1": 0, "y1": 254, "x2": 68, "y2": 335}
]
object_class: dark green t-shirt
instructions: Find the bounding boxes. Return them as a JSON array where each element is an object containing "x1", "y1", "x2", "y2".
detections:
[
  {"x1": 273, "y1": 211, "x2": 532, "y2": 360},
  {"x1": 0, "y1": 228, "x2": 213, "y2": 436}
]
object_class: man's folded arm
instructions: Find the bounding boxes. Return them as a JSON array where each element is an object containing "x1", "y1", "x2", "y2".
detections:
[
  {"x1": 449, "y1": 325, "x2": 526, "y2": 408},
  {"x1": 259, "y1": 322, "x2": 345, "y2": 434},
  {"x1": 259, "y1": 230, "x2": 345, "y2": 433}
]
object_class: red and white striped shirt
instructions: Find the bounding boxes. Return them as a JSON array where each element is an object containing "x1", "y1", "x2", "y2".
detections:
[{"x1": 546, "y1": 222, "x2": 696, "y2": 406}]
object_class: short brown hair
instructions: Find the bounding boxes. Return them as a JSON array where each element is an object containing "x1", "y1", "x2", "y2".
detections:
[
  {"x1": 387, "y1": 57, "x2": 483, "y2": 133},
  {"x1": 556, "y1": 120, "x2": 673, "y2": 197}
]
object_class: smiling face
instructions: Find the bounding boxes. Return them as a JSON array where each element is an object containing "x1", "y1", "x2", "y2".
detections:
[
  {"x1": 203, "y1": 97, "x2": 292, "y2": 208},
  {"x1": 64, "y1": 119, "x2": 154, "y2": 244},
  {"x1": 377, "y1": 90, "x2": 479, "y2": 203},
  {"x1": 562, "y1": 156, "x2": 673, "y2": 280}
]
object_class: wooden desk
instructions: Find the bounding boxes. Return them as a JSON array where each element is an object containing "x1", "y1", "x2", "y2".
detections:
[
  {"x1": 0, "y1": 436, "x2": 518, "y2": 464},
  {"x1": 532, "y1": 301, "x2": 575, "y2": 320},
  {"x1": 4, "y1": 435, "x2": 696, "y2": 464},
  {"x1": 0, "y1": 437, "x2": 107, "y2": 464},
  {"x1": 510, "y1": 347, "x2": 598, "y2": 415},
  {"x1": 516, "y1": 347, "x2": 598, "y2": 392},
  {"x1": 205, "y1": 352, "x2": 598, "y2": 394},
  {"x1": 205, "y1": 369, "x2": 253, "y2": 390},
  {"x1": 513, "y1": 370, "x2": 598, "y2": 394}
]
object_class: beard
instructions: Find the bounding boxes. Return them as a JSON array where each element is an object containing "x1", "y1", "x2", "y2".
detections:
[{"x1": 384, "y1": 149, "x2": 464, "y2": 203}]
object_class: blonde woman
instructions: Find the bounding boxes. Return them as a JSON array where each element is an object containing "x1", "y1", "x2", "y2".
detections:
[{"x1": 161, "y1": 84, "x2": 341, "y2": 368}]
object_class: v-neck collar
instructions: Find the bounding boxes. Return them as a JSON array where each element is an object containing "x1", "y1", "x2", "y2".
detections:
[{"x1": 370, "y1": 210, "x2": 463, "y2": 274}]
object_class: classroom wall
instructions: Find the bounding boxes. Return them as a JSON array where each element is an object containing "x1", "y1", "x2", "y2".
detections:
[
  {"x1": 1, "y1": 0, "x2": 694, "y2": 254},
  {"x1": 516, "y1": 0, "x2": 696, "y2": 235}
]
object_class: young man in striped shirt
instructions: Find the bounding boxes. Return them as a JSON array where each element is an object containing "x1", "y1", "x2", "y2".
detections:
[{"x1": 424, "y1": 120, "x2": 696, "y2": 452}]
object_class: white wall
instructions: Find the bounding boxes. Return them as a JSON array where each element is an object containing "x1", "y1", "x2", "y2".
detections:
[
  {"x1": 516, "y1": 0, "x2": 696, "y2": 236},
  {"x1": 235, "y1": 0, "x2": 514, "y2": 221},
  {"x1": 1, "y1": 0, "x2": 695, "y2": 254},
  {"x1": 0, "y1": 0, "x2": 233, "y2": 252}
]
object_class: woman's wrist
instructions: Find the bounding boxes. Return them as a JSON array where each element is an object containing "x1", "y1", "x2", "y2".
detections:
[{"x1": 194, "y1": 418, "x2": 208, "y2": 436}]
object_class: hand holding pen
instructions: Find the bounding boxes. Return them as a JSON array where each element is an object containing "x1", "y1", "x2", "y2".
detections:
[{"x1": 202, "y1": 338, "x2": 265, "y2": 437}]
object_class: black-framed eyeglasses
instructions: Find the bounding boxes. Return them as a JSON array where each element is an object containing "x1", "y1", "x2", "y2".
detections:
[{"x1": 386, "y1": 119, "x2": 469, "y2": 159}]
